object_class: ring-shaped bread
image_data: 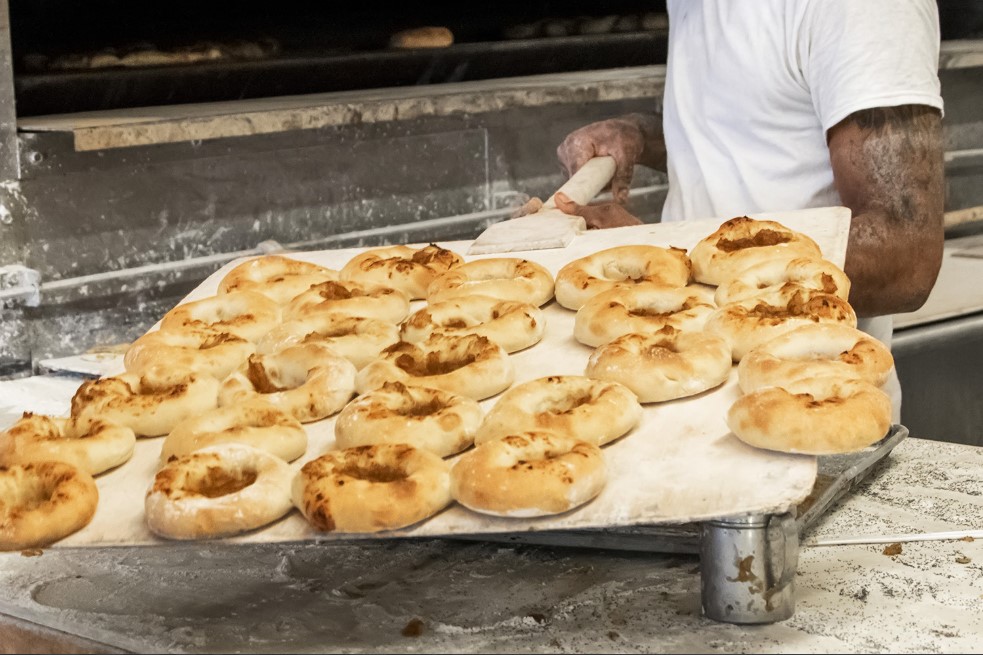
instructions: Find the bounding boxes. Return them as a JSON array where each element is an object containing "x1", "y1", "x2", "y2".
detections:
[
  {"x1": 574, "y1": 283, "x2": 716, "y2": 347},
  {"x1": 450, "y1": 431, "x2": 606, "y2": 518},
  {"x1": 475, "y1": 375, "x2": 641, "y2": 446},
  {"x1": 218, "y1": 255, "x2": 339, "y2": 305},
  {"x1": 0, "y1": 461, "x2": 99, "y2": 551},
  {"x1": 0, "y1": 413, "x2": 136, "y2": 475},
  {"x1": 586, "y1": 326, "x2": 733, "y2": 403},
  {"x1": 727, "y1": 376, "x2": 892, "y2": 455},
  {"x1": 356, "y1": 334, "x2": 514, "y2": 401},
  {"x1": 714, "y1": 256, "x2": 851, "y2": 306},
  {"x1": 555, "y1": 245, "x2": 692, "y2": 310},
  {"x1": 689, "y1": 217, "x2": 823, "y2": 286},
  {"x1": 219, "y1": 343, "x2": 357, "y2": 423},
  {"x1": 340, "y1": 244, "x2": 464, "y2": 299},
  {"x1": 70, "y1": 372, "x2": 220, "y2": 438},
  {"x1": 399, "y1": 295, "x2": 546, "y2": 353},
  {"x1": 145, "y1": 443, "x2": 294, "y2": 540},
  {"x1": 427, "y1": 258, "x2": 555, "y2": 307},
  {"x1": 160, "y1": 400, "x2": 308, "y2": 466},
  {"x1": 124, "y1": 328, "x2": 255, "y2": 381},
  {"x1": 737, "y1": 324, "x2": 894, "y2": 393},
  {"x1": 335, "y1": 382, "x2": 483, "y2": 458},
  {"x1": 285, "y1": 280, "x2": 410, "y2": 324},
  {"x1": 292, "y1": 443, "x2": 452, "y2": 533},
  {"x1": 160, "y1": 290, "x2": 280, "y2": 343},
  {"x1": 256, "y1": 313, "x2": 399, "y2": 369},
  {"x1": 705, "y1": 286, "x2": 858, "y2": 362}
]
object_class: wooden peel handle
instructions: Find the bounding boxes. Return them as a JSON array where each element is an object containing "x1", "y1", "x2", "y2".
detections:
[{"x1": 542, "y1": 156, "x2": 617, "y2": 209}]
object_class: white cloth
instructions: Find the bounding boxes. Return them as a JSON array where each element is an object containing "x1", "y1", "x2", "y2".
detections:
[
  {"x1": 661, "y1": 0, "x2": 944, "y2": 424},
  {"x1": 661, "y1": 0, "x2": 943, "y2": 223}
]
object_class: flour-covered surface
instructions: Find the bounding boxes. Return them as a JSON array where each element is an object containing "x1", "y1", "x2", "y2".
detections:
[
  {"x1": 7, "y1": 207, "x2": 853, "y2": 548},
  {"x1": 0, "y1": 439, "x2": 980, "y2": 653}
]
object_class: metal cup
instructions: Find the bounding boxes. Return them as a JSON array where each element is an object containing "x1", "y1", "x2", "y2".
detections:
[{"x1": 699, "y1": 512, "x2": 798, "y2": 624}]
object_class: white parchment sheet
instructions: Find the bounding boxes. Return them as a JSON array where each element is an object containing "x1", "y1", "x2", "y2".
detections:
[{"x1": 56, "y1": 206, "x2": 850, "y2": 546}]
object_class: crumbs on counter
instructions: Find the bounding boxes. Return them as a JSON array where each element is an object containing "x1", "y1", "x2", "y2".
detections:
[
  {"x1": 401, "y1": 617, "x2": 425, "y2": 637},
  {"x1": 882, "y1": 542, "x2": 903, "y2": 556},
  {"x1": 20, "y1": 548, "x2": 43, "y2": 557},
  {"x1": 955, "y1": 555, "x2": 972, "y2": 564},
  {"x1": 960, "y1": 536, "x2": 975, "y2": 542}
]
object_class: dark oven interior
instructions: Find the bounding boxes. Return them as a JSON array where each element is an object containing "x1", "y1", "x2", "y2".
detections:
[{"x1": 9, "y1": 0, "x2": 672, "y2": 116}]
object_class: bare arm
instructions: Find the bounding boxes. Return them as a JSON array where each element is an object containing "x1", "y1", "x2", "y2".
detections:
[{"x1": 827, "y1": 105, "x2": 944, "y2": 317}]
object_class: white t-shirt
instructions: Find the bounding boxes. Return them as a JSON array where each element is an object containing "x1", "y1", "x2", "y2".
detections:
[{"x1": 661, "y1": 0, "x2": 944, "y2": 421}]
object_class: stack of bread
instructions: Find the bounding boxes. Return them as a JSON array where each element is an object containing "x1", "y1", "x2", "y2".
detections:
[{"x1": 0, "y1": 215, "x2": 893, "y2": 549}]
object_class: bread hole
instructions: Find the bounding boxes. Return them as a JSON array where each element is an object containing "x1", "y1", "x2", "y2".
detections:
[
  {"x1": 9, "y1": 476, "x2": 55, "y2": 512},
  {"x1": 716, "y1": 229, "x2": 791, "y2": 252},
  {"x1": 186, "y1": 466, "x2": 257, "y2": 498},
  {"x1": 200, "y1": 332, "x2": 243, "y2": 349},
  {"x1": 544, "y1": 391, "x2": 594, "y2": 415},
  {"x1": 397, "y1": 398, "x2": 448, "y2": 417},
  {"x1": 395, "y1": 352, "x2": 477, "y2": 376},
  {"x1": 628, "y1": 307, "x2": 676, "y2": 319},
  {"x1": 645, "y1": 342, "x2": 680, "y2": 358},
  {"x1": 314, "y1": 281, "x2": 354, "y2": 300},
  {"x1": 303, "y1": 325, "x2": 355, "y2": 340},
  {"x1": 793, "y1": 393, "x2": 845, "y2": 407},
  {"x1": 337, "y1": 463, "x2": 407, "y2": 483},
  {"x1": 246, "y1": 358, "x2": 289, "y2": 393},
  {"x1": 602, "y1": 262, "x2": 646, "y2": 282}
]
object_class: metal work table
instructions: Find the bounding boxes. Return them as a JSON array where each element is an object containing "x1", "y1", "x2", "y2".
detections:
[
  {"x1": 0, "y1": 436, "x2": 980, "y2": 654},
  {"x1": 892, "y1": 234, "x2": 983, "y2": 447}
]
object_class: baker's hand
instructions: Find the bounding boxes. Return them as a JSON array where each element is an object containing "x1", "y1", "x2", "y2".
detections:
[
  {"x1": 554, "y1": 192, "x2": 643, "y2": 230},
  {"x1": 557, "y1": 117, "x2": 646, "y2": 205}
]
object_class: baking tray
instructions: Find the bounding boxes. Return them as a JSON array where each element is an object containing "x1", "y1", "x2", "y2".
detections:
[{"x1": 27, "y1": 207, "x2": 853, "y2": 548}]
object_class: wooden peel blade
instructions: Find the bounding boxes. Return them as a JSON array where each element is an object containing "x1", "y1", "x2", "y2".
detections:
[{"x1": 467, "y1": 156, "x2": 617, "y2": 255}]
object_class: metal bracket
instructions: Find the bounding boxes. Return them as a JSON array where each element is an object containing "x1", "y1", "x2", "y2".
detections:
[{"x1": 0, "y1": 265, "x2": 41, "y2": 308}]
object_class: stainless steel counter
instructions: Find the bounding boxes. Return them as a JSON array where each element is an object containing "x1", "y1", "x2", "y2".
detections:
[
  {"x1": 1, "y1": 436, "x2": 981, "y2": 654},
  {"x1": 892, "y1": 234, "x2": 983, "y2": 446}
]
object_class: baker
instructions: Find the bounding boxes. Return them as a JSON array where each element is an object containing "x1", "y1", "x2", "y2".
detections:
[{"x1": 522, "y1": 0, "x2": 945, "y2": 421}]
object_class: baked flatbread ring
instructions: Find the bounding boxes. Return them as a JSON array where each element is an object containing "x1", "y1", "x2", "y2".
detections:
[
  {"x1": 160, "y1": 290, "x2": 280, "y2": 343},
  {"x1": 335, "y1": 382, "x2": 482, "y2": 457},
  {"x1": 555, "y1": 245, "x2": 692, "y2": 310},
  {"x1": 285, "y1": 280, "x2": 410, "y2": 324},
  {"x1": 586, "y1": 326, "x2": 732, "y2": 403},
  {"x1": 160, "y1": 400, "x2": 308, "y2": 466},
  {"x1": 71, "y1": 372, "x2": 220, "y2": 438},
  {"x1": 292, "y1": 443, "x2": 452, "y2": 533},
  {"x1": 145, "y1": 444, "x2": 294, "y2": 540},
  {"x1": 0, "y1": 413, "x2": 135, "y2": 475},
  {"x1": 124, "y1": 328, "x2": 255, "y2": 381},
  {"x1": 705, "y1": 287, "x2": 857, "y2": 362},
  {"x1": 340, "y1": 244, "x2": 464, "y2": 299},
  {"x1": 574, "y1": 283, "x2": 716, "y2": 348},
  {"x1": 450, "y1": 431, "x2": 606, "y2": 518},
  {"x1": 399, "y1": 295, "x2": 545, "y2": 353},
  {"x1": 737, "y1": 324, "x2": 894, "y2": 393},
  {"x1": 727, "y1": 376, "x2": 892, "y2": 455},
  {"x1": 0, "y1": 461, "x2": 98, "y2": 551},
  {"x1": 219, "y1": 343, "x2": 356, "y2": 423},
  {"x1": 690, "y1": 217, "x2": 822, "y2": 286},
  {"x1": 714, "y1": 256, "x2": 850, "y2": 306},
  {"x1": 356, "y1": 334, "x2": 514, "y2": 401},
  {"x1": 218, "y1": 255, "x2": 339, "y2": 305},
  {"x1": 427, "y1": 258, "x2": 555, "y2": 307},
  {"x1": 256, "y1": 314, "x2": 399, "y2": 369},
  {"x1": 475, "y1": 375, "x2": 641, "y2": 446}
]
